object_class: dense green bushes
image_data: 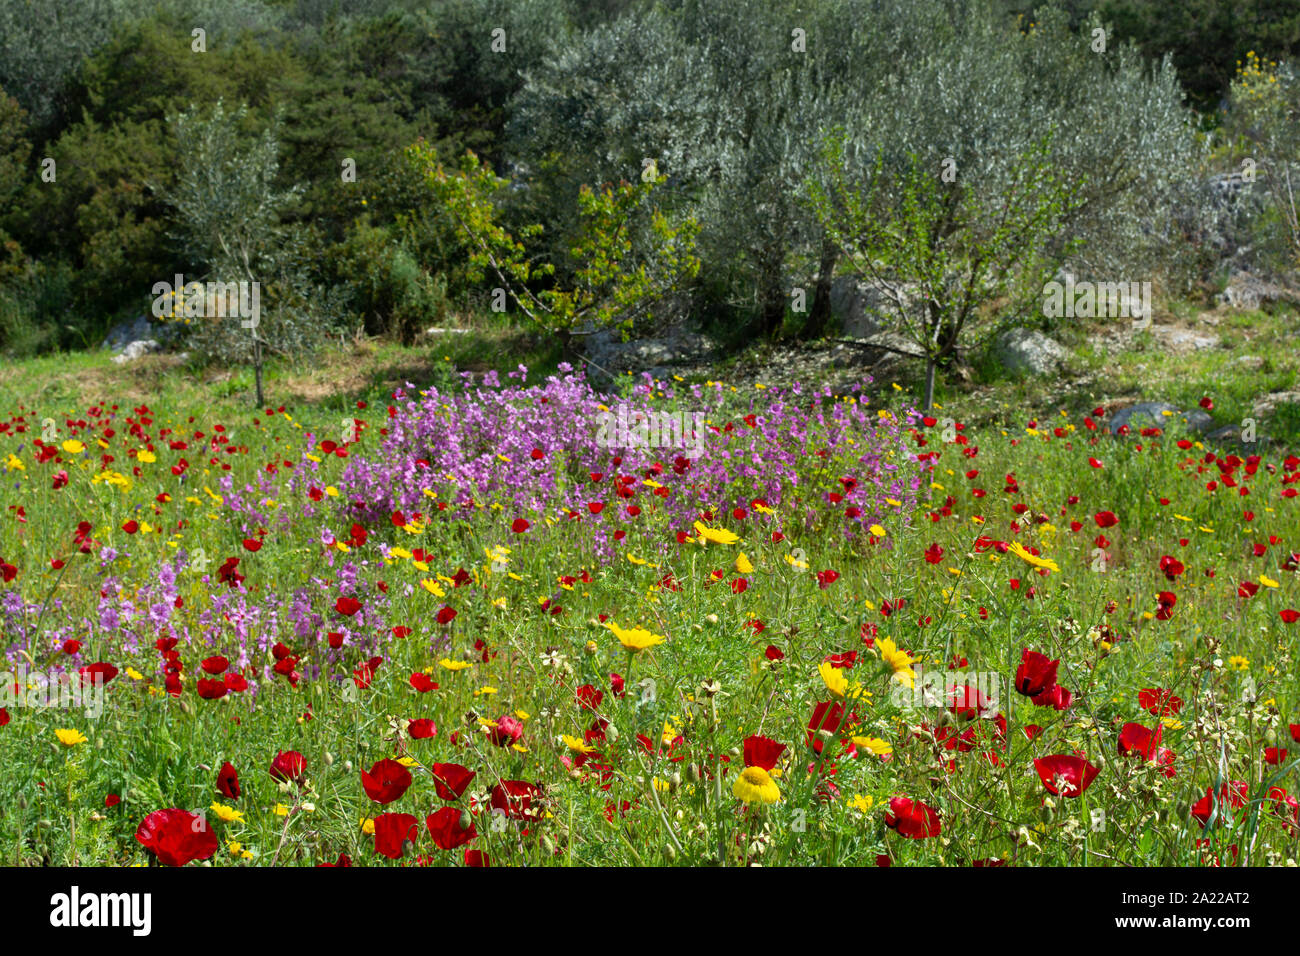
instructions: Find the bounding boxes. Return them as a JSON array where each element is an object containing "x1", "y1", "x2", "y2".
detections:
[
  {"x1": 0, "y1": 0, "x2": 1295, "y2": 361},
  {"x1": 0, "y1": 0, "x2": 571, "y2": 356},
  {"x1": 329, "y1": 220, "x2": 451, "y2": 343}
]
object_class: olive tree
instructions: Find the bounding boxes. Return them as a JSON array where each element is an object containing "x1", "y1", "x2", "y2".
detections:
[
  {"x1": 812, "y1": 137, "x2": 1082, "y2": 410},
  {"x1": 509, "y1": 0, "x2": 933, "y2": 339},
  {"x1": 1011, "y1": 6, "x2": 1203, "y2": 286},
  {"x1": 164, "y1": 101, "x2": 333, "y2": 406}
]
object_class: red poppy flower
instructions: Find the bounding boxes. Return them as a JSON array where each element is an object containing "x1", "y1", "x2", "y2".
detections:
[
  {"x1": 464, "y1": 849, "x2": 490, "y2": 867},
  {"x1": 408, "y1": 718, "x2": 437, "y2": 739},
  {"x1": 816, "y1": 569, "x2": 840, "y2": 589},
  {"x1": 105, "y1": 793, "x2": 121, "y2": 808},
  {"x1": 269, "y1": 750, "x2": 306, "y2": 784},
  {"x1": 196, "y1": 678, "x2": 228, "y2": 700},
  {"x1": 742, "y1": 735, "x2": 787, "y2": 770},
  {"x1": 361, "y1": 758, "x2": 413, "y2": 804},
  {"x1": 1138, "y1": 688, "x2": 1183, "y2": 716},
  {"x1": 489, "y1": 714, "x2": 524, "y2": 747},
  {"x1": 1014, "y1": 649, "x2": 1059, "y2": 697},
  {"x1": 824, "y1": 651, "x2": 857, "y2": 669},
  {"x1": 1093, "y1": 511, "x2": 1118, "y2": 528},
  {"x1": 947, "y1": 683, "x2": 992, "y2": 720},
  {"x1": 335, "y1": 596, "x2": 362, "y2": 616},
  {"x1": 135, "y1": 809, "x2": 219, "y2": 866},
  {"x1": 372, "y1": 812, "x2": 419, "y2": 859},
  {"x1": 242, "y1": 538, "x2": 262, "y2": 552},
  {"x1": 1118, "y1": 722, "x2": 1162, "y2": 760},
  {"x1": 512, "y1": 518, "x2": 530, "y2": 534},
  {"x1": 426, "y1": 807, "x2": 478, "y2": 850},
  {"x1": 1031, "y1": 684, "x2": 1073, "y2": 711},
  {"x1": 1158, "y1": 555, "x2": 1185, "y2": 580},
  {"x1": 353, "y1": 656, "x2": 383, "y2": 688},
  {"x1": 885, "y1": 797, "x2": 941, "y2": 838},
  {"x1": 200, "y1": 656, "x2": 229, "y2": 675},
  {"x1": 430, "y1": 763, "x2": 476, "y2": 801},
  {"x1": 1191, "y1": 781, "x2": 1249, "y2": 827},
  {"x1": 78, "y1": 662, "x2": 118, "y2": 686},
  {"x1": 1268, "y1": 787, "x2": 1299, "y2": 830},
  {"x1": 436, "y1": 606, "x2": 457, "y2": 625},
  {"x1": 490, "y1": 780, "x2": 544, "y2": 820},
  {"x1": 575, "y1": 684, "x2": 603, "y2": 711},
  {"x1": 409, "y1": 673, "x2": 438, "y2": 693},
  {"x1": 216, "y1": 556, "x2": 244, "y2": 588},
  {"x1": 1034, "y1": 755, "x2": 1100, "y2": 797},
  {"x1": 217, "y1": 761, "x2": 241, "y2": 799},
  {"x1": 806, "y1": 701, "x2": 846, "y2": 754},
  {"x1": 924, "y1": 543, "x2": 944, "y2": 564},
  {"x1": 1155, "y1": 591, "x2": 1177, "y2": 620},
  {"x1": 1290, "y1": 724, "x2": 1300, "y2": 745}
]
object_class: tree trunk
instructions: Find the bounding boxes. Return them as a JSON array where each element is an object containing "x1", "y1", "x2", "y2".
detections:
[
  {"x1": 254, "y1": 337, "x2": 264, "y2": 408},
  {"x1": 923, "y1": 356, "x2": 936, "y2": 411},
  {"x1": 802, "y1": 236, "x2": 838, "y2": 340},
  {"x1": 757, "y1": 271, "x2": 787, "y2": 339}
]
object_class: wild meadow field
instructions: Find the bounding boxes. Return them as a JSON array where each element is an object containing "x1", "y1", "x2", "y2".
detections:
[
  {"x1": 1, "y1": 348, "x2": 1297, "y2": 869},
  {"x1": 2, "y1": 0, "x2": 1299, "y2": 881}
]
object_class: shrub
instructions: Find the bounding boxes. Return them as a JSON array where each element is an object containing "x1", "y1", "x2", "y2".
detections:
[
  {"x1": 328, "y1": 219, "x2": 451, "y2": 342},
  {"x1": 403, "y1": 142, "x2": 700, "y2": 345},
  {"x1": 1223, "y1": 52, "x2": 1300, "y2": 273},
  {"x1": 811, "y1": 136, "x2": 1083, "y2": 411},
  {"x1": 0, "y1": 260, "x2": 78, "y2": 356}
]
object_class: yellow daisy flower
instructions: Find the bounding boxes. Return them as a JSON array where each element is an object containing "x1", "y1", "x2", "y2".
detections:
[
  {"x1": 210, "y1": 803, "x2": 245, "y2": 824},
  {"x1": 1007, "y1": 541, "x2": 1060, "y2": 573},
  {"x1": 607, "y1": 620, "x2": 666, "y2": 652},
  {"x1": 692, "y1": 521, "x2": 739, "y2": 546},
  {"x1": 732, "y1": 766, "x2": 781, "y2": 804}
]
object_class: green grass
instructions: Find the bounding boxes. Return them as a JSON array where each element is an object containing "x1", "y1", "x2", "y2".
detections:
[{"x1": 0, "y1": 305, "x2": 1297, "y2": 867}]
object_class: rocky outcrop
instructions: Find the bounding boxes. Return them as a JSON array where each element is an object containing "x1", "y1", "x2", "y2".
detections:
[
  {"x1": 102, "y1": 314, "x2": 184, "y2": 363},
  {"x1": 993, "y1": 328, "x2": 1068, "y2": 376},
  {"x1": 1106, "y1": 402, "x2": 1214, "y2": 436},
  {"x1": 1216, "y1": 271, "x2": 1299, "y2": 311},
  {"x1": 579, "y1": 327, "x2": 720, "y2": 390}
]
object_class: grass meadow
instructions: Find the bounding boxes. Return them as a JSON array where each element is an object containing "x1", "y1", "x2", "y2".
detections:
[{"x1": 1, "y1": 338, "x2": 1297, "y2": 869}]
